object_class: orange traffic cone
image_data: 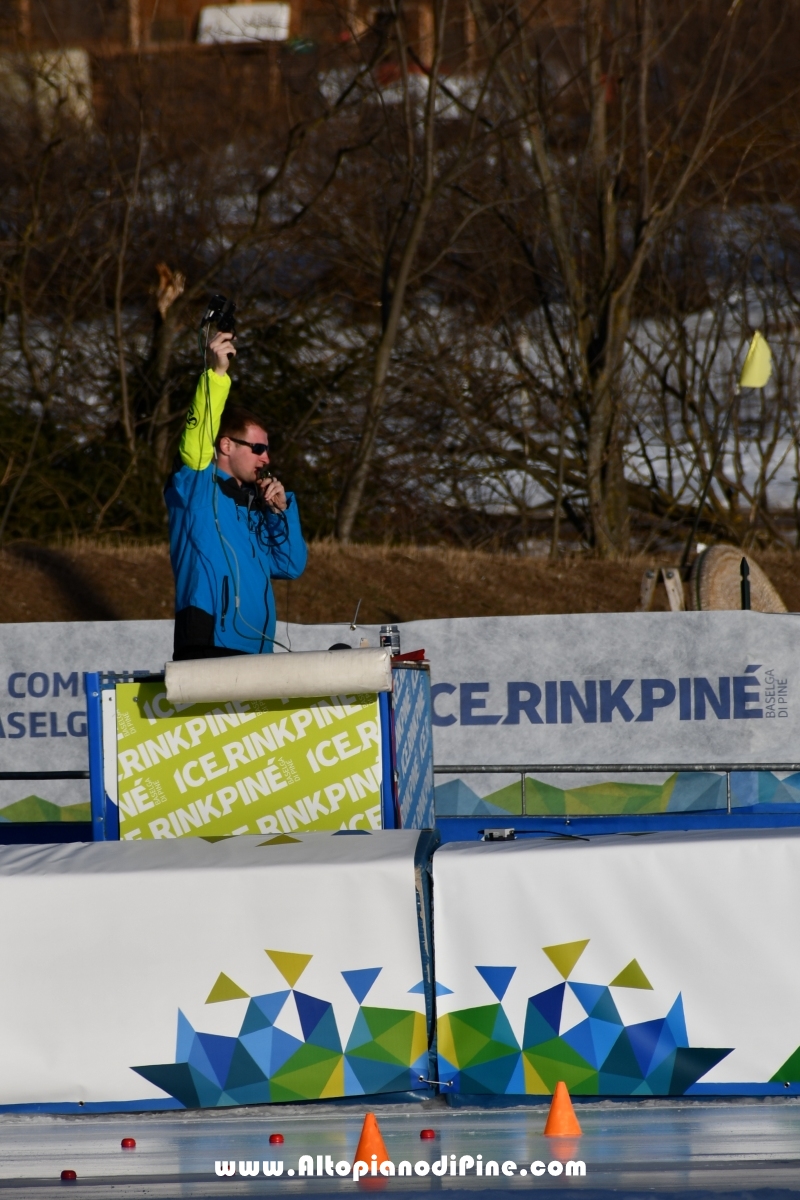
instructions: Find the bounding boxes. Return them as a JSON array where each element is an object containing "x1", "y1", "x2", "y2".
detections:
[
  {"x1": 543, "y1": 1081, "x2": 582, "y2": 1136},
  {"x1": 354, "y1": 1112, "x2": 391, "y2": 1167}
]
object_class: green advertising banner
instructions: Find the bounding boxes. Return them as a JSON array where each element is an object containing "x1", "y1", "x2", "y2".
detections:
[{"x1": 115, "y1": 682, "x2": 383, "y2": 840}]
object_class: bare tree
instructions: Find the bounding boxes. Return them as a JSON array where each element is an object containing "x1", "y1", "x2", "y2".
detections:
[
  {"x1": 466, "y1": 0, "x2": 799, "y2": 555},
  {"x1": 331, "y1": 0, "x2": 512, "y2": 540}
]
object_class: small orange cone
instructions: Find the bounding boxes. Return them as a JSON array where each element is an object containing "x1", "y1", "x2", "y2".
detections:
[
  {"x1": 543, "y1": 1081, "x2": 582, "y2": 1136},
  {"x1": 354, "y1": 1112, "x2": 391, "y2": 1167}
]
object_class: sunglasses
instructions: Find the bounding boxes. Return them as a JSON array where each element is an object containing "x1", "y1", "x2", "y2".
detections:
[{"x1": 229, "y1": 436, "x2": 269, "y2": 455}]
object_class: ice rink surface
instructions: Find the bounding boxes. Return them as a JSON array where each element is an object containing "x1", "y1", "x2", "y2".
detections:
[{"x1": 2, "y1": 1098, "x2": 800, "y2": 1198}]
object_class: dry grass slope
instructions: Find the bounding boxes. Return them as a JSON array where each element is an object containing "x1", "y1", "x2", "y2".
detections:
[{"x1": 0, "y1": 540, "x2": 798, "y2": 624}]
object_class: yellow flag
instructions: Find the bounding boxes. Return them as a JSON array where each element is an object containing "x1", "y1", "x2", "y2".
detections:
[{"x1": 738, "y1": 330, "x2": 772, "y2": 389}]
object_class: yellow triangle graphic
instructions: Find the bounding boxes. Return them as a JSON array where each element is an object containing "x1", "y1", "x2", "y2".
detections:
[
  {"x1": 320, "y1": 1056, "x2": 345, "y2": 1099},
  {"x1": 522, "y1": 1053, "x2": 550, "y2": 1095},
  {"x1": 609, "y1": 958, "x2": 653, "y2": 990},
  {"x1": 265, "y1": 949, "x2": 313, "y2": 987},
  {"x1": 542, "y1": 939, "x2": 589, "y2": 979},
  {"x1": 436, "y1": 1014, "x2": 458, "y2": 1069},
  {"x1": 258, "y1": 835, "x2": 301, "y2": 845},
  {"x1": 205, "y1": 972, "x2": 249, "y2": 1004}
]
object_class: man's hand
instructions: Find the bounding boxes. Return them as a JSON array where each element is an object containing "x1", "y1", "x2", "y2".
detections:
[
  {"x1": 257, "y1": 475, "x2": 288, "y2": 512},
  {"x1": 208, "y1": 330, "x2": 236, "y2": 376}
]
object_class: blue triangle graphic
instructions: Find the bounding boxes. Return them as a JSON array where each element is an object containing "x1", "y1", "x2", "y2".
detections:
[
  {"x1": 665, "y1": 994, "x2": 688, "y2": 1047},
  {"x1": 176, "y1": 1010, "x2": 195, "y2": 1062},
  {"x1": 435, "y1": 982, "x2": 453, "y2": 997},
  {"x1": 476, "y1": 966, "x2": 516, "y2": 1001},
  {"x1": 562, "y1": 1018, "x2": 598, "y2": 1067},
  {"x1": 504, "y1": 1054, "x2": 525, "y2": 1094},
  {"x1": 649, "y1": 1020, "x2": 678, "y2": 1074},
  {"x1": 346, "y1": 1009, "x2": 373, "y2": 1053},
  {"x1": 195, "y1": 1033, "x2": 238, "y2": 1088},
  {"x1": 342, "y1": 968, "x2": 382, "y2": 1004},
  {"x1": 293, "y1": 991, "x2": 330, "y2": 1040},
  {"x1": 529, "y1": 983, "x2": 564, "y2": 1034},
  {"x1": 570, "y1": 982, "x2": 606, "y2": 1015},
  {"x1": 269, "y1": 1027, "x2": 304, "y2": 1075},
  {"x1": 589, "y1": 1017, "x2": 624, "y2": 1068},
  {"x1": 240, "y1": 990, "x2": 290, "y2": 1036},
  {"x1": 343, "y1": 1058, "x2": 365, "y2": 1095},
  {"x1": 585, "y1": 985, "x2": 622, "y2": 1025},
  {"x1": 627, "y1": 1018, "x2": 666, "y2": 1077},
  {"x1": 408, "y1": 981, "x2": 425, "y2": 994}
]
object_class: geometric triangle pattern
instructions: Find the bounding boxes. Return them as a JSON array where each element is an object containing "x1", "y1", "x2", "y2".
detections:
[
  {"x1": 542, "y1": 940, "x2": 590, "y2": 979},
  {"x1": 205, "y1": 972, "x2": 249, "y2": 1004},
  {"x1": 476, "y1": 966, "x2": 516, "y2": 1001},
  {"x1": 265, "y1": 950, "x2": 312, "y2": 989},
  {"x1": 437, "y1": 945, "x2": 732, "y2": 1097},
  {"x1": 770, "y1": 1044, "x2": 800, "y2": 1083},
  {"x1": 131, "y1": 953, "x2": 430, "y2": 1108},
  {"x1": 342, "y1": 968, "x2": 382, "y2": 1004},
  {"x1": 408, "y1": 980, "x2": 453, "y2": 997},
  {"x1": 609, "y1": 959, "x2": 653, "y2": 990}
]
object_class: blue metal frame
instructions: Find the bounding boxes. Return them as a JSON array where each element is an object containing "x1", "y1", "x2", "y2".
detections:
[
  {"x1": 436, "y1": 809, "x2": 800, "y2": 843},
  {"x1": 378, "y1": 691, "x2": 397, "y2": 829},
  {"x1": 84, "y1": 672, "x2": 107, "y2": 842}
]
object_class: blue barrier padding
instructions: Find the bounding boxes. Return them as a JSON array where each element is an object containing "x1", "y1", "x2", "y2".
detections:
[
  {"x1": 393, "y1": 668, "x2": 435, "y2": 829},
  {"x1": 0, "y1": 1099, "x2": 185, "y2": 1114},
  {"x1": 445, "y1": 1084, "x2": 800, "y2": 1106},
  {"x1": 106, "y1": 799, "x2": 119, "y2": 840},
  {"x1": 84, "y1": 672, "x2": 106, "y2": 842},
  {"x1": 413, "y1": 830, "x2": 440, "y2": 1071},
  {"x1": 0, "y1": 1088, "x2": 440, "y2": 1114},
  {"x1": 688, "y1": 1083, "x2": 800, "y2": 1095},
  {"x1": 435, "y1": 810, "x2": 800, "y2": 843}
]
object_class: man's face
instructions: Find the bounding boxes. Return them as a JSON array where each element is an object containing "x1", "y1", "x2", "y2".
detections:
[{"x1": 221, "y1": 423, "x2": 270, "y2": 484}]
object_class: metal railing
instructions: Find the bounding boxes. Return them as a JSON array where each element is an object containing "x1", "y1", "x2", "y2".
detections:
[
  {"x1": 0, "y1": 772, "x2": 89, "y2": 781},
  {"x1": 433, "y1": 763, "x2": 800, "y2": 817}
]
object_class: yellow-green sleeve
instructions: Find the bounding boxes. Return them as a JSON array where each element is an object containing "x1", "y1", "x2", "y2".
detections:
[{"x1": 179, "y1": 370, "x2": 232, "y2": 470}]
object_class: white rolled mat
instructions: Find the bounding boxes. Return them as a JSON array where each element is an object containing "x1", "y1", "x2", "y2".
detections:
[{"x1": 165, "y1": 648, "x2": 393, "y2": 705}]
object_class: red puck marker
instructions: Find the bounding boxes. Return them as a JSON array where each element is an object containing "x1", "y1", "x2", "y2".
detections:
[
  {"x1": 269, "y1": 1133, "x2": 284, "y2": 1144},
  {"x1": 121, "y1": 1138, "x2": 136, "y2": 1149},
  {"x1": 60, "y1": 1169, "x2": 77, "y2": 1181},
  {"x1": 420, "y1": 1129, "x2": 436, "y2": 1140}
]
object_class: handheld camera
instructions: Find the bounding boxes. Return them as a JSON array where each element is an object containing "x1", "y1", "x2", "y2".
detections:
[{"x1": 200, "y1": 293, "x2": 237, "y2": 336}]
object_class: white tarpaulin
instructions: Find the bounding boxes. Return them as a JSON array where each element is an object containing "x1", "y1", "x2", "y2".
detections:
[
  {"x1": 0, "y1": 612, "x2": 797, "y2": 816},
  {"x1": 281, "y1": 612, "x2": 800, "y2": 767},
  {"x1": 431, "y1": 829, "x2": 800, "y2": 1096},
  {"x1": 197, "y1": 3, "x2": 290, "y2": 43},
  {"x1": 0, "y1": 621, "x2": 173, "y2": 819},
  {"x1": 0, "y1": 832, "x2": 428, "y2": 1107}
]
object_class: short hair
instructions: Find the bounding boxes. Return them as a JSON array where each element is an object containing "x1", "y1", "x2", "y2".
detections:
[{"x1": 216, "y1": 405, "x2": 267, "y2": 449}]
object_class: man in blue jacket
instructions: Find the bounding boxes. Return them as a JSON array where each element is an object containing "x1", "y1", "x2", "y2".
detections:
[{"x1": 165, "y1": 330, "x2": 307, "y2": 659}]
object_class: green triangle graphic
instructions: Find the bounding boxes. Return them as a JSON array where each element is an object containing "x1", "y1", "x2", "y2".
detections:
[
  {"x1": 0, "y1": 795, "x2": 91, "y2": 822},
  {"x1": 609, "y1": 959, "x2": 653, "y2": 990},
  {"x1": 266, "y1": 949, "x2": 312, "y2": 987},
  {"x1": 770, "y1": 1045, "x2": 800, "y2": 1083},
  {"x1": 542, "y1": 939, "x2": 589, "y2": 979},
  {"x1": 205, "y1": 972, "x2": 249, "y2": 1003},
  {"x1": 258, "y1": 835, "x2": 301, "y2": 845}
]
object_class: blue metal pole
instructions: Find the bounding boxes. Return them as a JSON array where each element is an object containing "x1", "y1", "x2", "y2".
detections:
[
  {"x1": 85, "y1": 672, "x2": 106, "y2": 842},
  {"x1": 379, "y1": 691, "x2": 397, "y2": 829}
]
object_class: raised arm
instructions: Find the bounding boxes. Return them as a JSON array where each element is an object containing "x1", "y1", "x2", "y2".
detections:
[{"x1": 179, "y1": 331, "x2": 235, "y2": 470}]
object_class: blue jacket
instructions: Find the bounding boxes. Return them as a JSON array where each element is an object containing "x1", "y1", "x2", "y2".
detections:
[{"x1": 165, "y1": 370, "x2": 307, "y2": 654}]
